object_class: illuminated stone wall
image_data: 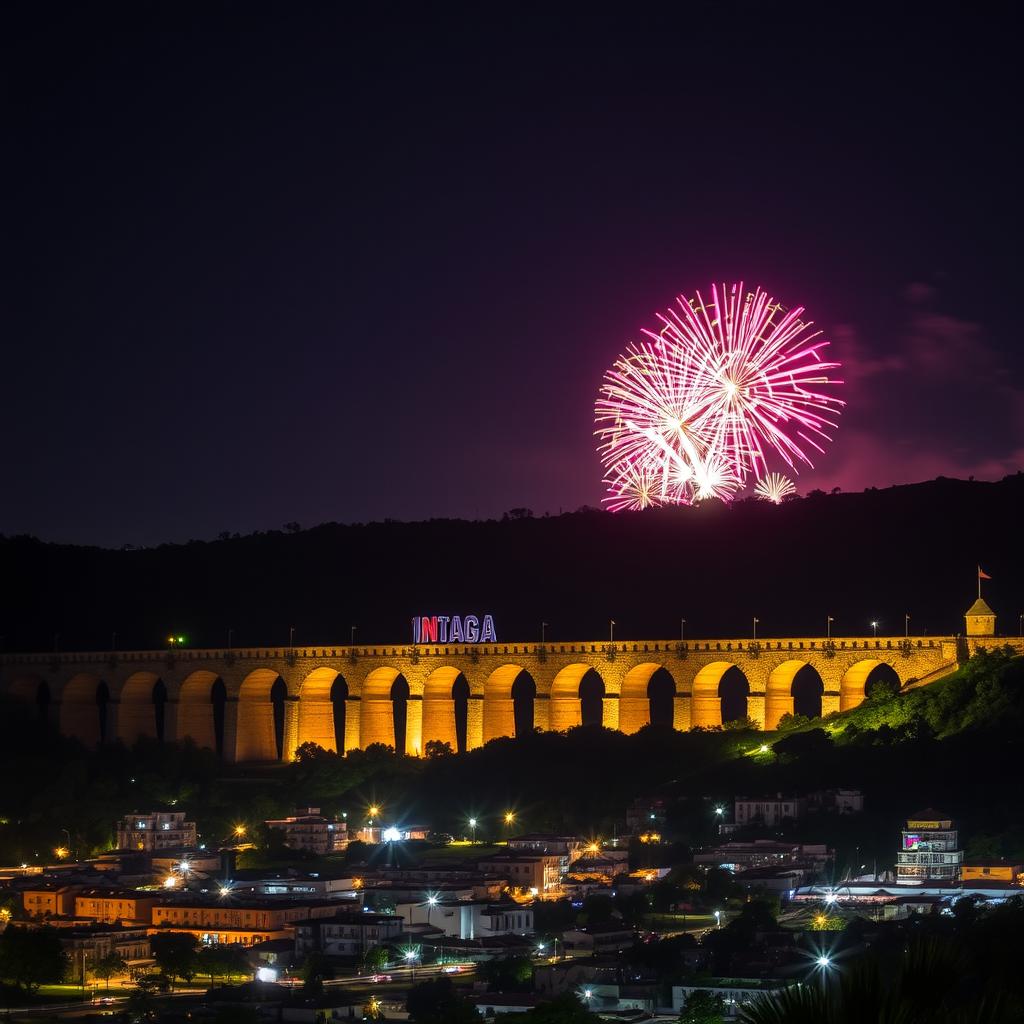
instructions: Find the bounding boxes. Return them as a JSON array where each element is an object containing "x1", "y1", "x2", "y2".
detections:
[{"x1": 4, "y1": 632, "x2": 1013, "y2": 763}]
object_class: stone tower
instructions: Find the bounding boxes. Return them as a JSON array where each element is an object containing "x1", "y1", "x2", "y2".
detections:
[{"x1": 964, "y1": 597, "x2": 996, "y2": 637}]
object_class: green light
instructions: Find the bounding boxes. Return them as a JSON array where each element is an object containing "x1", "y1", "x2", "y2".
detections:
[{"x1": 177, "y1": 636, "x2": 185, "y2": 644}]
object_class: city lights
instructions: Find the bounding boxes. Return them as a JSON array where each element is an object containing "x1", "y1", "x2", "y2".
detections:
[
  {"x1": 382, "y1": 826, "x2": 401, "y2": 842},
  {"x1": 54, "y1": 846, "x2": 69, "y2": 860},
  {"x1": 233, "y1": 824, "x2": 246, "y2": 837},
  {"x1": 504, "y1": 811, "x2": 516, "y2": 826},
  {"x1": 816, "y1": 955, "x2": 832, "y2": 968},
  {"x1": 163, "y1": 875, "x2": 178, "y2": 889}
]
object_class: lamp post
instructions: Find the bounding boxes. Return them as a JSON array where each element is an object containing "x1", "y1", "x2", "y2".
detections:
[
  {"x1": 425, "y1": 893, "x2": 438, "y2": 927},
  {"x1": 289, "y1": 626, "x2": 295, "y2": 652},
  {"x1": 680, "y1": 618, "x2": 686, "y2": 642},
  {"x1": 752, "y1": 617, "x2": 758, "y2": 640},
  {"x1": 469, "y1": 817, "x2": 477, "y2": 843},
  {"x1": 826, "y1": 616, "x2": 834, "y2": 639},
  {"x1": 350, "y1": 625, "x2": 357, "y2": 646},
  {"x1": 504, "y1": 811, "x2": 516, "y2": 837},
  {"x1": 609, "y1": 620, "x2": 615, "y2": 643},
  {"x1": 541, "y1": 622, "x2": 548, "y2": 643},
  {"x1": 871, "y1": 621, "x2": 878, "y2": 638},
  {"x1": 905, "y1": 613, "x2": 910, "y2": 638}
]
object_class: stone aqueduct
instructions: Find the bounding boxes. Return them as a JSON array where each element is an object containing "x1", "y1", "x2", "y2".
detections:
[{"x1": 0, "y1": 634, "x2": 970, "y2": 762}]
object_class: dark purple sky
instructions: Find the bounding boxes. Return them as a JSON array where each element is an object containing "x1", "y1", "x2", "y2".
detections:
[{"x1": 6, "y1": 5, "x2": 1022, "y2": 547}]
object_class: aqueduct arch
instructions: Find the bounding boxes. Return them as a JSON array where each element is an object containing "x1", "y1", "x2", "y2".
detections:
[
  {"x1": 620, "y1": 663, "x2": 677, "y2": 733},
  {"x1": 550, "y1": 663, "x2": 605, "y2": 730},
  {"x1": 116, "y1": 671, "x2": 167, "y2": 745},
  {"x1": 297, "y1": 667, "x2": 343, "y2": 753},
  {"x1": 234, "y1": 669, "x2": 286, "y2": 762},
  {"x1": 765, "y1": 660, "x2": 824, "y2": 728},
  {"x1": 6, "y1": 673, "x2": 49, "y2": 718},
  {"x1": 692, "y1": 662, "x2": 750, "y2": 728},
  {"x1": 840, "y1": 659, "x2": 902, "y2": 711},
  {"x1": 178, "y1": 670, "x2": 225, "y2": 754},
  {"x1": 59, "y1": 672, "x2": 108, "y2": 747},
  {"x1": 422, "y1": 666, "x2": 470, "y2": 754}
]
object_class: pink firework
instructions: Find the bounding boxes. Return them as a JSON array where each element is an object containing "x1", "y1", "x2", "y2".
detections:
[{"x1": 595, "y1": 282, "x2": 843, "y2": 509}]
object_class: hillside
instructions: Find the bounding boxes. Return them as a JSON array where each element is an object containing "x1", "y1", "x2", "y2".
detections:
[{"x1": 1, "y1": 474, "x2": 1021, "y2": 651}]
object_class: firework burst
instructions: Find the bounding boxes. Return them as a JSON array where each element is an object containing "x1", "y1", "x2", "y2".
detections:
[
  {"x1": 595, "y1": 282, "x2": 843, "y2": 509},
  {"x1": 755, "y1": 472, "x2": 797, "y2": 504}
]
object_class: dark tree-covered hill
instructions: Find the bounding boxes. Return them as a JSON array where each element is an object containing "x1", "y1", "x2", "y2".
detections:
[{"x1": 1, "y1": 474, "x2": 1021, "y2": 652}]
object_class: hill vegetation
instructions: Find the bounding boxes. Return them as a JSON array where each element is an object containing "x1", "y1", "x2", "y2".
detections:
[{"x1": 1, "y1": 474, "x2": 1022, "y2": 651}]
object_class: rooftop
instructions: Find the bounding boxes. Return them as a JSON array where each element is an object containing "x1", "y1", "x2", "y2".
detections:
[{"x1": 965, "y1": 598, "x2": 995, "y2": 616}]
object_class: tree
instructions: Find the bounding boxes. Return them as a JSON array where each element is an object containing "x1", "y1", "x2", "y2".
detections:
[
  {"x1": 0, "y1": 925, "x2": 69, "y2": 992},
  {"x1": 150, "y1": 931, "x2": 199, "y2": 988},
  {"x1": 771, "y1": 727, "x2": 833, "y2": 761},
  {"x1": 197, "y1": 944, "x2": 250, "y2": 986},
  {"x1": 406, "y1": 977, "x2": 481, "y2": 1023},
  {"x1": 93, "y1": 950, "x2": 126, "y2": 991},
  {"x1": 361, "y1": 945, "x2": 391, "y2": 971},
  {"x1": 520, "y1": 993, "x2": 600, "y2": 1021},
  {"x1": 478, "y1": 955, "x2": 533, "y2": 992},
  {"x1": 680, "y1": 989, "x2": 725, "y2": 1023},
  {"x1": 300, "y1": 950, "x2": 335, "y2": 996},
  {"x1": 424, "y1": 739, "x2": 453, "y2": 759}
]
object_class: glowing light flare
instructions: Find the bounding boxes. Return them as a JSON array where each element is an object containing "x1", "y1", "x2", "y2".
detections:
[{"x1": 595, "y1": 282, "x2": 843, "y2": 510}]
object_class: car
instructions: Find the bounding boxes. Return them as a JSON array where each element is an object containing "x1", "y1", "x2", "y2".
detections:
[
  {"x1": 368, "y1": 973, "x2": 393, "y2": 983},
  {"x1": 441, "y1": 965, "x2": 462, "y2": 974}
]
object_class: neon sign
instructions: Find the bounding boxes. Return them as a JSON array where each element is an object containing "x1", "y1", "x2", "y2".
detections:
[{"x1": 412, "y1": 615, "x2": 497, "y2": 644}]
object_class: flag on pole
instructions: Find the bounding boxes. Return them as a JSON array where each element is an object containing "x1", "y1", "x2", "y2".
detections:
[{"x1": 978, "y1": 566, "x2": 992, "y2": 580}]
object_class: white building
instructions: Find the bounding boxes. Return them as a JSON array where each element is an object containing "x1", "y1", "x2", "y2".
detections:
[
  {"x1": 116, "y1": 812, "x2": 196, "y2": 852},
  {"x1": 897, "y1": 811, "x2": 962, "y2": 883},
  {"x1": 733, "y1": 795, "x2": 806, "y2": 828},
  {"x1": 395, "y1": 899, "x2": 533, "y2": 939},
  {"x1": 293, "y1": 912, "x2": 403, "y2": 957},
  {"x1": 265, "y1": 808, "x2": 347, "y2": 855}
]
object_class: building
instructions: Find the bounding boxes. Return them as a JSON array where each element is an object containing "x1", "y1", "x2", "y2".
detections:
[
  {"x1": 734, "y1": 795, "x2": 806, "y2": 827},
  {"x1": 625, "y1": 796, "x2": 667, "y2": 832},
  {"x1": 561, "y1": 923, "x2": 637, "y2": 955},
  {"x1": 395, "y1": 899, "x2": 533, "y2": 940},
  {"x1": 60, "y1": 924, "x2": 151, "y2": 979},
  {"x1": 22, "y1": 883, "x2": 84, "y2": 918},
  {"x1": 265, "y1": 808, "x2": 348, "y2": 855},
  {"x1": 293, "y1": 912, "x2": 404, "y2": 958},
  {"x1": 507, "y1": 834, "x2": 584, "y2": 872},
  {"x1": 964, "y1": 597, "x2": 996, "y2": 636},
  {"x1": 961, "y1": 862, "x2": 1023, "y2": 885},
  {"x1": 116, "y1": 812, "x2": 197, "y2": 852},
  {"x1": 478, "y1": 853, "x2": 562, "y2": 894},
  {"x1": 153, "y1": 897, "x2": 340, "y2": 945},
  {"x1": 74, "y1": 889, "x2": 162, "y2": 925},
  {"x1": 897, "y1": 811, "x2": 962, "y2": 883},
  {"x1": 672, "y1": 981, "x2": 787, "y2": 1020},
  {"x1": 693, "y1": 841, "x2": 831, "y2": 872}
]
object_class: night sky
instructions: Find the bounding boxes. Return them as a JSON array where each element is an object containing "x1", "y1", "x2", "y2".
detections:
[{"x1": 6, "y1": 4, "x2": 1022, "y2": 547}]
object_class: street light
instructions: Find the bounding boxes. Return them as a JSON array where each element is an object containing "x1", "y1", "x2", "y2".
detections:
[
  {"x1": 680, "y1": 618, "x2": 686, "y2": 642},
  {"x1": 233, "y1": 824, "x2": 246, "y2": 838},
  {"x1": 871, "y1": 620, "x2": 878, "y2": 638},
  {"x1": 826, "y1": 616, "x2": 834, "y2": 639},
  {"x1": 905, "y1": 613, "x2": 911, "y2": 637},
  {"x1": 469, "y1": 817, "x2": 477, "y2": 843},
  {"x1": 714, "y1": 805, "x2": 724, "y2": 817},
  {"x1": 425, "y1": 893, "x2": 439, "y2": 927},
  {"x1": 403, "y1": 946, "x2": 420, "y2": 982},
  {"x1": 752, "y1": 617, "x2": 759, "y2": 640},
  {"x1": 714, "y1": 910, "x2": 721, "y2": 928}
]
